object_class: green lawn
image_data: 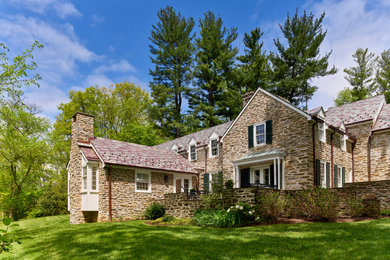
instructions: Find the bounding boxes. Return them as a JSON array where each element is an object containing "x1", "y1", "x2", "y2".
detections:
[{"x1": 2, "y1": 215, "x2": 390, "y2": 260}]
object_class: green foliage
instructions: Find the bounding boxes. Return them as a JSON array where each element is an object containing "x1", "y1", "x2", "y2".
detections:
[
  {"x1": 235, "y1": 28, "x2": 271, "y2": 94},
  {"x1": 0, "y1": 103, "x2": 50, "y2": 220},
  {"x1": 342, "y1": 48, "x2": 376, "y2": 102},
  {"x1": 144, "y1": 203, "x2": 165, "y2": 220},
  {"x1": 376, "y1": 49, "x2": 390, "y2": 103},
  {"x1": 346, "y1": 197, "x2": 364, "y2": 218},
  {"x1": 334, "y1": 87, "x2": 354, "y2": 106},
  {"x1": 199, "y1": 193, "x2": 223, "y2": 210},
  {"x1": 189, "y1": 11, "x2": 239, "y2": 127},
  {"x1": 211, "y1": 172, "x2": 224, "y2": 194},
  {"x1": 380, "y1": 209, "x2": 390, "y2": 216},
  {"x1": 0, "y1": 41, "x2": 43, "y2": 101},
  {"x1": 225, "y1": 179, "x2": 233, "y2": 189},
  {"x1": 270, "y1": 10, "x2": 337, "y2": 108},
  {"x1": 0, "y1": 217, "x2": 20, "y2": 253},
  {"x1": 193, "y1": 203, "x2": 258, "y2": 228},
  {"x1": 151, "y1": 216, "x2": 191, "y2": 225},
  {"x1": 149, "y1": 6, "x2": 195, "y2": 138},
  {"x1": 257, "y1": 191, "x2": 286, "y2": 220}
]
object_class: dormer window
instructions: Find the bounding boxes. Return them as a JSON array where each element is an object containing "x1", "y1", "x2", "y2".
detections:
[
  {"x1": 190, "y1": 145, "x2": 196, "y2": 161},
  {"x1": 318, "y1": 123, "x2": 326, "y2": 143},
  {"x1": 171, "y1": 144, "x2": 178, "y2": 153},
  {"x1": 211, "y1": 139, "x2": 218, "y2": 157},
  {"x1": 340, "y1": 135, "x2": 346, "y2": 151}
]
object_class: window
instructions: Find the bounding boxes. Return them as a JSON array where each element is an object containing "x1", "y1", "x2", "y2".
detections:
[
  {"x1": 190, "y1": 145, "x2": 196, "y2": 161},
  {"x1": 263, "y1": 168, "x2": 270, "y2": 185},
  {"x1": 211, "y1": 139, "x2": 218, "y2": 157},
  {"x1": 340, "y1": 135, "x2": 346, "y2": 151},
  {"x1": 82, "y1": 166, "x2": 87, "y2": 191},
  {"x1": 254, "y1": 170, "x2": 260, "y2": 184},
  {"x1": 136, "y1": 172, "x2": 151, "y2": 192},
  {"x1": 183, "y1": 179, "x2": 189, "y2": 193},
  {"x1": 255, "y1": 123, "x2": 265, "y2": 145},
  {"x1": 91, "y1": 167, "x2": 97, "y2": 191},
  {"x1": 322, "y1": 161, "x2": 327, "y2": 188},
  {"x1": 337, "y1": 166, "x2": 342, "y2": 187},
  {"x1": 318, "y1": 123, "x2": 326, "y2": 142}
]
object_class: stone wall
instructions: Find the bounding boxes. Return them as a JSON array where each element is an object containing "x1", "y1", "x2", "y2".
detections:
[
  {"x1": 370, "y1": 131, "x2": 390, "y2": 181},
  {"x1": 344, "y1": 180, "x2": 390, "y2": 209},
  {"x1": 223, "y1": 90, "x2": 314, "y2": 190}
]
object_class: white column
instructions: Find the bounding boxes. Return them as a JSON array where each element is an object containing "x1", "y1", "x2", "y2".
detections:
[
  {"x1": 277, "y1": 157, "x2": 281, "y2": 189},
  {"x1": 273, "y1": 158, "x2": 277, "y2": 188},
  {"x1": 282, "y1": 160, "x2": 285, "y2": 189},
  {"x1": 234, "y1": 165, "x2": 239, "y2": 188}
]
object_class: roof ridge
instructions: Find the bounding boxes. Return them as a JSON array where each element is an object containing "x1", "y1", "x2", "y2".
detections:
[{"x1": 328, "y1": 94, "x2": 385, "y2": 111}]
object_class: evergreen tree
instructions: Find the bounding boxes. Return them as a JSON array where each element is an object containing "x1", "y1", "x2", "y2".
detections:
[
  {"x1": 334, "y1": 87, "x2": 354, "y2": 106},
  {"x1": 376, "y1": 49, "x2": 390, "y2": 102},
  {"x1": 269, "y1": 10, "x2": 337, "y2": 108},
  {"x1": 343, "y1": 48, "x2": 376, "y2": 102},
  {"x1": 190, "y1": 11, "x2": 238, "y2": 127},
  {"x1": 149, "y1": 6, "x2": 195, "y2": 138},
  {"x1": 236, "y1": 27, "x2": 271, "y2": 93}
]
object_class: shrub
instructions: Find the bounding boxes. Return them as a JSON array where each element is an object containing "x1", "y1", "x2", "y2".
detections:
[
  {"x1": 225, "y1": 179, "x2": 234, "y2": 189},
  {"x1": 200, "y1": 193, "x2": 223, "y2": 210},
  {"x1": 381, "y1": 209, "x2": 390, "y2": 216},
  {"x1": 0, "y1": 217, "x2": 21, "y2": 253},
  {"x1": 257, "y1": 191, "x2": 285, "y2": 220},
  {"x1": 144, "y1": 203, "x2": 165, "y2": 220},
  {"x1": 162, "y1": 215, "x2": 174, "y2": 222},
  {"x1": 346, "y1": 197, "x2": 364, "y2": 217},
  {"x1": 296, "y1": 188, "x2": 340, "y2": 221}
]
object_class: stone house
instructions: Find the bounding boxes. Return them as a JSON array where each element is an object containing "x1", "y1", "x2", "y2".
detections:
[{"x1": 68, "y1": 88, "x2": 390, "y2": 223}]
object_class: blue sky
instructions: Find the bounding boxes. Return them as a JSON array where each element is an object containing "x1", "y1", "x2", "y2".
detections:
[{"x1": 1, "y1": 0, "x2": 390, "y2": 120}]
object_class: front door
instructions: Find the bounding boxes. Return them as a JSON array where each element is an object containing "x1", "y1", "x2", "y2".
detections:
[
  {"x1": 176, "y1": 179, "x2": 181, "y2": 193},
  {"x1": 240, "y1": 168, "x2": 250, "y2": 187}
]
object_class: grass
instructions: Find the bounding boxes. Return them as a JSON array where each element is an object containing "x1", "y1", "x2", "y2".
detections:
[{"x1": 2, "y1": 215, "x2": 390, "y2": 260}]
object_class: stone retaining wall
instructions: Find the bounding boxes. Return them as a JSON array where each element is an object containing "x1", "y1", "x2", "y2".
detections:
[{"x1": 160, "y1": 181, "x2": 390, "y2": 218}]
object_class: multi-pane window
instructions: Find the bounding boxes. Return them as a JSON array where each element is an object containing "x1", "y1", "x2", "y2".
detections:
[
  {"x1": 92, "y1": 167, "x2": 97, "y2": 191},
  {"x1": 255, "y1": 123, "x2": 265, "y2": 145},
  {"x1": 211, "y1": 139, "x2": 218, "y2": 157},
  {"x1": 318, "y1": 123, "x2": 325, "y2": 142},
  {"x1": 183, "y1": 179, "x2": 189, "y2": 193},
  {"x1": 136, "y1": 173, "x2": 150, "y2": 192},
  {"x1": 264, "y1": 168, "x2": 270, "y2": 185},
  {"x1": 190, "y1": 145, "x2": 196, "y2": 161},
  {"x1": 254, "y1": 170, "x2": 260, "y2": 183},
  {"x1": 82, "y1": 166, "x2": 87, "y2": 190}
]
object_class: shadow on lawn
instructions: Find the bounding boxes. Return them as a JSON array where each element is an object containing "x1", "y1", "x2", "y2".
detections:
[{"x1": 12, "y1": 218, "x2": 390, "y2": 259}]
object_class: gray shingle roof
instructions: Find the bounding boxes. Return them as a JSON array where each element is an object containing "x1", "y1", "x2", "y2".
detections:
[
  {"x1": 80, "y1": 146, "x2": 100, "y2": 161},
  {"x1": 91, "y1": 137, "x2": 197, "y2": 174},
  {"x1": 325, "y1": 95, "x2": 385, "y2": 127},
  {"x1": 372, "y1": 104, "x2": 390, "y2": 131},
  {"x1": 155, "y1": 121, "x2": 233, "y2": 151}
]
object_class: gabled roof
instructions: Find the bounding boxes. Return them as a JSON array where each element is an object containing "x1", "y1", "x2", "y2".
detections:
[
  {"x1": 80, "y1": 146, "x2": 100, "y2": 162},
  {"x1": 307, "y1": 107, "x2": 325, "y2": 120},
  {"x1": 155, "y1": 121, "x2": 232, "y2": 151},
  {"x1": 90, "y1": 137, "x2": 197, "y2": 174},
  {"x1": 325, "y1": 95, "x2": 385, "y2": 127},
  {"x1": 372, "y1": 104, "x2": 390, "y2": 132}
]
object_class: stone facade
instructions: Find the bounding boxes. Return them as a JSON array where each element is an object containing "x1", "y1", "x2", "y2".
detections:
[{"x1": 370, "y1": 131, "x2": 390, "y2": 181}]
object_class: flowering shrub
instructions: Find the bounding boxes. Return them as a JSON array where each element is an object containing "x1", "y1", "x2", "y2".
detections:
[{"x1": 193, "y1": 203, "x2": 260, "y2": 228}]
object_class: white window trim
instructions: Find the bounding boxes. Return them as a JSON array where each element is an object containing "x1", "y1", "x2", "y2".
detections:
[
  {"x1": 254, "y1": 121, "x2": 266, "y2": 147},
  {"x1": 209, "y1": 138, "x2": 219, "y2": 158},
  {"x1": 173, "y1": 175, "x2": 193, "y2": 193},
  {"x1": 250, "y1": 166, "x2": 270, "y2": 185},
  {"x1": 340, "y1": 135, "x2": 347, "y2": 151},
  {"x1": 81, "y1": 156, "x2": 99, "y2": 193},
  {"x1": 321, "y1": 161, "x2": 327, "y2": 188},
  {"x1": 318, "y1": 123, "x2": 326, "y2": 143},
  {"x1": 337, "y1": 166, "x2": 343, "y2": 188},
  {"x1": 189, "y1": 145, "x2": 196, "y2": 161},
  {"x1": 135, "y1": 170, "x2": 152, "y2": 193}
]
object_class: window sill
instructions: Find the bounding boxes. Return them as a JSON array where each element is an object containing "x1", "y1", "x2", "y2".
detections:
[{"x1": 135, "y1": 190, "x2": 152, "y2": 193}]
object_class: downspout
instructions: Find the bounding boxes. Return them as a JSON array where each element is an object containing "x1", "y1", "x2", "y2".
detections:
[
  {"x1": 312, "y1": 121, "x2": 318, "y2": 187},
  {"x1": 367, "y1": 132, "x2": 373, "y2": 182},
  {"x1": 108, "y1": 165, "x2": 112, "y2": 222},
  {"x1": 352, "y1": 142, "x2": 355, "y2": 182},
  {"x1": 203, "y1": 146, "x2": 208, "y2": 190},
  {"x1": 330, "y1": 129, "x2": 335, "y2": 188}
]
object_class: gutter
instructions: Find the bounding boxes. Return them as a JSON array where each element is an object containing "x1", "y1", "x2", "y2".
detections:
[{"x1": 367, "y1": 132, "x2": 373, "y2": 181}]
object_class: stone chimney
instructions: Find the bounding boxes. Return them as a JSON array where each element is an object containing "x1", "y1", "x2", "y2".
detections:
[
  {"x1": 69, "y1": 112, "x2": 94, "y2": 224},
  {"x1": 242, "y1": 91, "x2": 255, "y2": 107}
]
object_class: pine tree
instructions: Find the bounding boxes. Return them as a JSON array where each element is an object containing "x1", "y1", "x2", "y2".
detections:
[
  {"x1": 236, "y1": 27, "x2": 271, "y2": 93},
  {"x1": 376, "y1": 49, "x2": 390, "y2": 102},
  {"x1": 343, "y1": 48, "x2": 376, "y2": 102},
  {"x1": 190, "y1": 11, "x2": 238, "y2": 128},
  {"x1": 149, "y1": 6, "x2": 195, "y2": 138},
  {"x1": 269, "y1": 10, "x2": 337, "y2": 108}
]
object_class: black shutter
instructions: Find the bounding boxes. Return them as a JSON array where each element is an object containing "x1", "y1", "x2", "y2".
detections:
[
  {"x1": 203, "y1": 173, "x2": 209, "y2": 193},
  {"x1": 342, "y1": 167, "x2": 346, "y2": 187},
  {"x1": 266, "y1": 120, "x2": 272, "y2": 144},
  {"x1": 326, "y1": 162, "x2": 330, "y2": 188},
  {"x1": 334, "y1": 165, "x2": 338, "y2": 188},
  {"x1": 270, "y1": 164, "x2": 274, "y2": 187},
  {"x1": 315, "y1": 159, "x2": 321, "y2": 187},
  {"x1": 248, "y1": 125, "x2": 254, "y2": 149}
]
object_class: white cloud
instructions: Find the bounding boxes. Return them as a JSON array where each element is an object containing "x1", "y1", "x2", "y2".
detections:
[
  {"x1": 94, "y1": 59, "x2": 137, "y2": 74},
  {"x1": 10, "y1": 0, "x2": 81, "y2": 19},
  {"x1": 307, "y1": 0, "x2": 390, "y2": 109}
]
